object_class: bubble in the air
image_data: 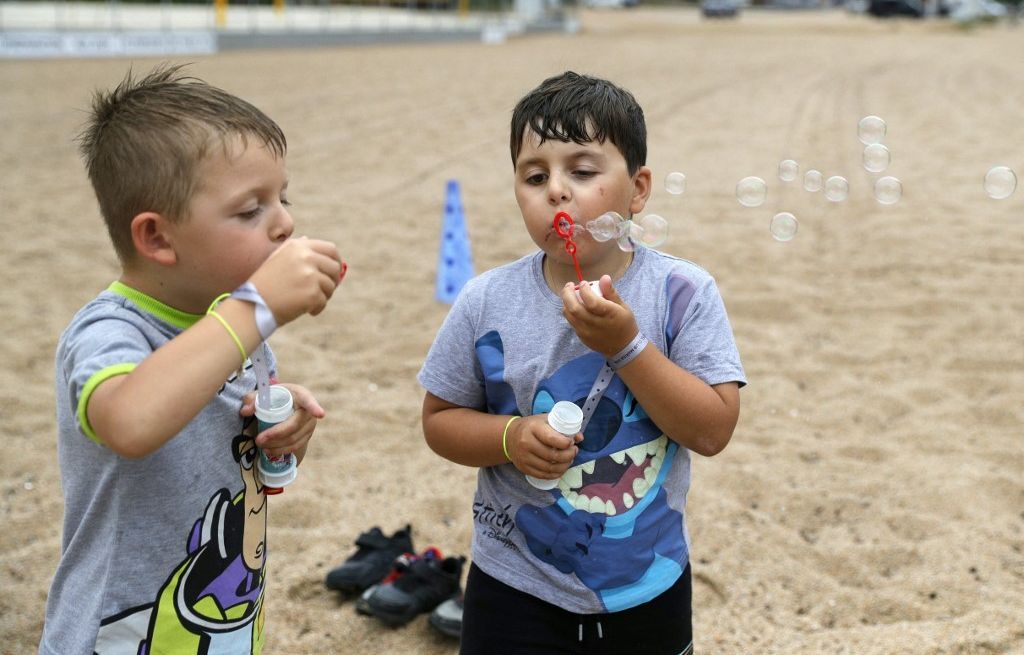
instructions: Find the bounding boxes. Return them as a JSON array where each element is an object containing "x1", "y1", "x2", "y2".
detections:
[
  {"x1": 665, "y1": 172, "x2": 687, "y2": 196},
  {"x1": 862, "y1": 143, "x2": 891, "y2": 173},
  {"x1": 858, "y1": 115, "x2": 886, "y2": 145},
  {"x1": 587, "y1": 212, "x2": 624, "y2": 242},
  {"x1": 803, "y1": 169, "x2": 823, "y2": 192},
  {"x1": 736, "y1": 176, "x2": 768, "y2": 207},
  {"x1": 874, "y1": 176, "x2": 903, "y2": 204},
  {"x1": 770, "y1": 212, "x2": 798, "y2": 242},
  {"x1": 617, "y1": 233, "x2": 636, "y2": 252},
  {"x1": 798, "y1": 168, "x2": 823, "y2": 192},
  {"x1": 824, "y1": 176, "x2": 849, "y2": 202},
  {"x1": 983, "y1": 166, "x2": 1017, "y2": 200},
  {"x1": 637, "y1": 214, "x2": 669, "y2": 247},
  {"x1": 778, "y1": 159, "x2": 799, "y2": 182}
]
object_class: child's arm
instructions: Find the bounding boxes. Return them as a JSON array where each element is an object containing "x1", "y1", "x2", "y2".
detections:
[
  {"x1": 87, "y1": 238, "x2": 342, "y2": 459},
  {"x1": 561, "y1": 276, "x2": 740, "y2": 457},
  {"x1": 422, "y1": 393, "x2": 580, "y2": 479}
]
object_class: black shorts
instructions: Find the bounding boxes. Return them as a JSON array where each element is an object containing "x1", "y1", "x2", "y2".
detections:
[{"x1": 459, "y1": 562, "x2": 693, "y2": 655}]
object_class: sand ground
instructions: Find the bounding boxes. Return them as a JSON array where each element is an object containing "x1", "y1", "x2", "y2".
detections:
[{"x1": 1, "y1": 7, "x2": 1022, "y2": 654}]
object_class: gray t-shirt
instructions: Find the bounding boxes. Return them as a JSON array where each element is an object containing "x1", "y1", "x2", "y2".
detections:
[
  {"x1": 41, "y1": 282, "x2": 276, "y2": 655},
  {"x1": 418, "y1": 248, "x2": 745, "y2": 614}
]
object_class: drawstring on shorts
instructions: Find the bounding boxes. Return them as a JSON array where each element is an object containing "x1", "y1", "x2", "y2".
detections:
[{"x1": 577, "y1": 620, "x2": 605, "y2": 642}]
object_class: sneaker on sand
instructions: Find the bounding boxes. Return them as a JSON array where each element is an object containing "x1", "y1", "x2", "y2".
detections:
[
  {"x1": 367, "y1": 553, "x2": 466, "y2": 627},
  {"x1": 325, "y1": 525, "x2": 414, "y2": 594},
  {"x1": 428, "y1": 594, "x2": 463, "y2": 639},
  {"x1": 354, "y1": 548, "x2": 438, "y2": 615}
]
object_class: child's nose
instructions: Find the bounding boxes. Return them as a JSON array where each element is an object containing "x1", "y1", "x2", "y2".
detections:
[
  {"x1": 272, "y1": 208, "x2": 295, "y2": 241},
  {"x1": 547, "y1": 174, "x2": 572, "y2": 205}
]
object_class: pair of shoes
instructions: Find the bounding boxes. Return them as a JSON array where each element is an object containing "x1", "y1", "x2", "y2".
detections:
[
  {"x1": 428, "y1": 593, "x2": 463, "y2": 639},
  {"x1": 325, "y1": 524, "x2": 413, "y2": 594},
  {"x1": 354, "y1": 548, "x2": 441, "y2": 615},
  {"x1": 365, "y1": 551, "x2": 466, "y2": 627}
]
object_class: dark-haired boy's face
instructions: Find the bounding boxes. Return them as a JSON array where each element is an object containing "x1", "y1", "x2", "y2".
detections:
[{"x1": 514, "y1": 127, "x2": 650, "y2": 274}]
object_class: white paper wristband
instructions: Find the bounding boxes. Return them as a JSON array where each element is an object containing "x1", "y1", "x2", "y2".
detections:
[
  {"x1": 230, "y1": 282, "x2": 277, "y2": 341},
  {"x1": 608, "y1": 332, "x2": 649, "y2": 371}
]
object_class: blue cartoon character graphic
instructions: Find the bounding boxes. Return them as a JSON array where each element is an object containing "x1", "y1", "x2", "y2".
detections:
[
  {"x1": 94, "y1": 416, "x2": 270, "y2": 654},
  {"x1": 477, "y1": 275, "x2": 696, "y2": 612}
]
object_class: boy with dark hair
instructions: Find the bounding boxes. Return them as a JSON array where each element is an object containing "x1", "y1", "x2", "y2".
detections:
[
  {"x1": 40, "y1": 65, "x2": 344, "y2": 654},
  {"x1": 419, "y1": 71, "x2": 746, "y2": 654}
]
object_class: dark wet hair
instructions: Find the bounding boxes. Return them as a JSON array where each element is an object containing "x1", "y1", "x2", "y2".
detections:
[{"x1": 510, "y1": 71, "x2": 646, "y2": 175}]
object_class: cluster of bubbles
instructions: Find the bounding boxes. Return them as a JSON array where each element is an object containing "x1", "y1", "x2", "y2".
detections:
[
  {"x1": 858, "y1": 116, "x2": 903, "y2": 205},
  {"x1": 661, "y1": 115, "x2": 1017, "y2": 245},
  {"x1": 576, "y1": 211, "x2": 669, "y2": 252}
]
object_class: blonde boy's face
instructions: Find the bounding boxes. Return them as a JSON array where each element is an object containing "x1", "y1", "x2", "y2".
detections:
[
  {"x1": 513, "y1": 128, "x2": 650, "y2": 274},
  {"x1": 166, "y1": 135, "x2": 293, "y2": 311}
]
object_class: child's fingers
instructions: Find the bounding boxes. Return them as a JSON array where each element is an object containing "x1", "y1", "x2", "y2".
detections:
[
  {"x1": 282, "y1": 385, "x2": 327, "y2": 419},
  {"x1": 239, "y1": 391, "x2": 256, "y2": 417}
]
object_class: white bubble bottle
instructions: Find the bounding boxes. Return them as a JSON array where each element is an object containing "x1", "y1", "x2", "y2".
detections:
[
  {"x1": 526, "y1": 401, "x2": 583, "y2": 490},
  {"x1": 255, "y1": 384, "x2": 298, "y2": 494}
]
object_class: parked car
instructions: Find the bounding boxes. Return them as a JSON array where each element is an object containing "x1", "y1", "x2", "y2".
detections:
[
  {"x1": 867, "y1": 0, "x2": 924, "y2": 16},
  {"x1": 701, "y1": 0, "x2": 741, "y2": 17}
]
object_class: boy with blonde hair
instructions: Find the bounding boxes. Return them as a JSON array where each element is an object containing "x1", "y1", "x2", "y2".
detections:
[{"x1": 40, "y1": 65, "x2": 344, "y2": 654}]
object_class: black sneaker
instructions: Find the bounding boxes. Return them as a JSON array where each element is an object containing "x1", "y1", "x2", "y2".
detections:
[
  {"x1": 325, "y1": 524, "x2": 414, "y2": 594},
  {"x1": 428, "y1": 593, "x2": 463, "y2": 638},
  {"x1": 366, "y1": 553, "x2": 466, "y2": 627},
  {"x1": 354, "y1": 549, "x2": 432, "y2": 615}
]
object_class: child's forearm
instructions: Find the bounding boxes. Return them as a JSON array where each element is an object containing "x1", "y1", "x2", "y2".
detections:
[
  {"x1": 87, "y1": 299, "x2": 262, "y2": 458},
  {"x1": 615, "y1": 345, "x2": 740, "y2": 457},
  {"x1": 422, "y1": 395, "x2": 512, "y2": 468}
]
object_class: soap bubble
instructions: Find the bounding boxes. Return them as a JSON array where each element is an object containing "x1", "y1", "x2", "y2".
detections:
[
  {"x1": 587, "y1": 212, "x2": 624, "y2": 242},
  {"x1": 770, "y1": 212, "x2": 798, "y2": 242},
  {"x1": 803, "y1": 169, "x2": 823, "y2": 192},
  {"x1": 617, "y1": 233, "x2": 637, "y2": 252},
  {"x1": 862, "y1": 143, "x2": 891, "y2": 173},
  {"x1": 736, "y1": 176, "x2": 768, "y2": 207},
  {"x1": 636, "y1": 214, "x2": 669, "y2": 247},
  {"x1": 983, "y1": 166, "x2": 1017, "y2": 200},
  {"x1": 874, "y1": 176, "x2": 902, "y2": 204},
  {"x1": 824, "y1": 176, "x2": 849, "y2": 202},
  {"x1": 665, "y1": 171, "x2": 687, "y2": 195},
  {"x1": 858, "y1": 115, "x2": 886, "y2": 145},
  {"x1": 778, "y1": 159, "x2": 800, "y2": 182}
]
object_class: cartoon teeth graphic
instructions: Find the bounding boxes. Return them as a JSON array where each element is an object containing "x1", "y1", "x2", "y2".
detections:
[{"x1": 557, "y1": 435, "x2": 668, "y2": 516}]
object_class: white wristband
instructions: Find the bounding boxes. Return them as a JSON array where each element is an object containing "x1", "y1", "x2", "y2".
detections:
[
  {"x1": 230, "y1": 282, "x2": 277, "y2": 341},
  {"x1": 608, "y1": 332, "x2": 649, "y2": 370}
]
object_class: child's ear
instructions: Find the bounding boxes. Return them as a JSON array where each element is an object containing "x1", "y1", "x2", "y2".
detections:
[
  {"x1": 629, "y1": 166, "x2": 653, "y2": 215},
  {"x1": 130, "y1": 212, "x2": 178, "y2": 266}
]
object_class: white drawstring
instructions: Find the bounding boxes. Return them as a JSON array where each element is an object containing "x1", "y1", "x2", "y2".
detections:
[{"x1": 578, "y1": 621, "x2": 606, "y2": 641}]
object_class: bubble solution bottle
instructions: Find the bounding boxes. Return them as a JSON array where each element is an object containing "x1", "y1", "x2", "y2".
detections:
[
  {"x1": 526, "y1": 401, "x2": 584, "y2": 490},
  {"x1": 255, "y1": 384, "x2": 298, "y2": 494}
]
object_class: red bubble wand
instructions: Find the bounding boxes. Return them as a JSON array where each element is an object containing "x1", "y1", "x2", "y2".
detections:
[{"x1": 553, "y1": 211, "x2": 585, "y2": 283}]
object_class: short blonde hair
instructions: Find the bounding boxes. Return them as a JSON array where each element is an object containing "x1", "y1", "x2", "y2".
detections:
[{"x1": 77, "y1": 64, "x2": 286, "y2": 263}]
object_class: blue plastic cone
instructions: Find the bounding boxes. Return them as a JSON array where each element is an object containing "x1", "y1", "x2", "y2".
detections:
[{"x1": 436, "y1": 180, "x2": 474, "y2": 303}]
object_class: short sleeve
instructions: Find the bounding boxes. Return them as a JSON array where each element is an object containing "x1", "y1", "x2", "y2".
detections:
[
  {"x1": 665, "y1": 274, "x2": 746, "y2": 388},
  {"x1": 60, "y1": 313, "x2": 154, "y2": 443},
  {"x1": 417, "y1": 280, "x2": 487, "y2": 409}
]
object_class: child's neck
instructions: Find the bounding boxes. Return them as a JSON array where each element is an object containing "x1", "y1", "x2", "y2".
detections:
[
  {"x1": 542, "y1": 250, "x2": 633, "y2": 293},
  {"x1": 117, "y1": 268, "x2": 200, "y2": 315}
]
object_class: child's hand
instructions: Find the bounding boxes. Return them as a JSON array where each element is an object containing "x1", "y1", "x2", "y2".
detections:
[
  {"x1": 560, "y1": 275, "x2": 640, "y2": 358},
  {"x1": 506, "y1": 414, "x2": 581, "y2": 480},
  {"x1": 249, "y1": 237, "x2": 343, "y2": 326},
  {"x1": 240, "y1": 383, "x2": 326, "y2": 462}
]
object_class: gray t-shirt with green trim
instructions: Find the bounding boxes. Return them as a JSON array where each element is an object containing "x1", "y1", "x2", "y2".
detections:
[
  {"x1": 418, "y1": 248, "x2": 745, "y2": 614},
  {"x1": 41, "y1": 284, "x2": 277, "y2": 655}
]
